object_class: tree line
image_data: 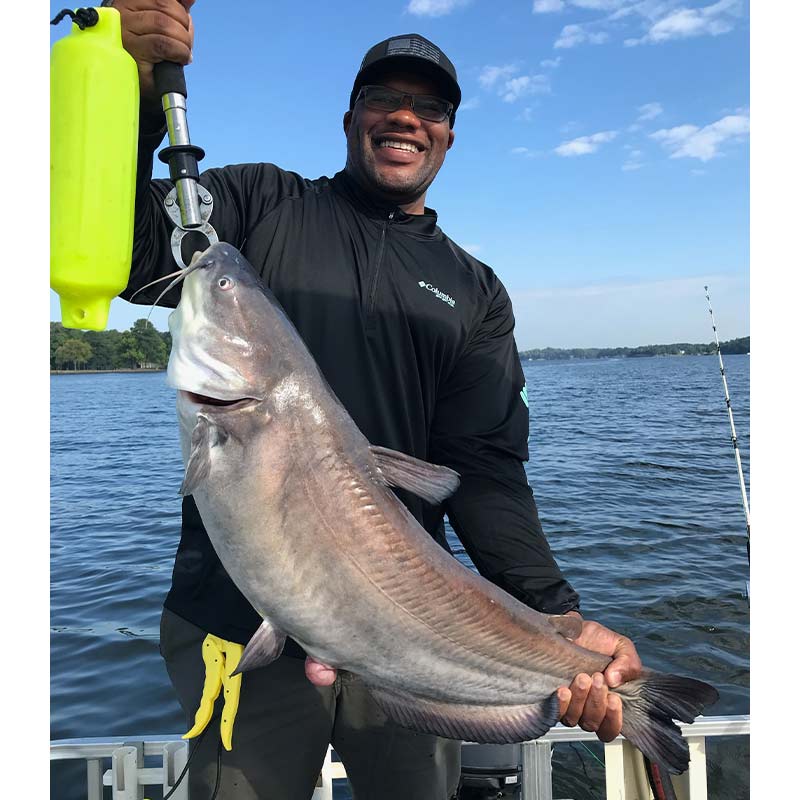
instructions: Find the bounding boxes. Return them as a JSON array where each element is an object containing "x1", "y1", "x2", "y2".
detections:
[
  {"x1": 519, "y1": 336, "x2": 749, "y2": 361},
  {"x1": 51, "y1": 320, "x2": 749, "y2": 371},
  {"x1": 51, "y1": 319, "x2": 172, "y2": 371}
]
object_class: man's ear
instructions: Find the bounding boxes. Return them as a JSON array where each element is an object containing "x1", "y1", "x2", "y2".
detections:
[
  {"x1": 447, "y1": 128, "x2": 455, "y2": 150},
  {"x1": 343, "y1": 110, "x2": 353, "y2": 135}
]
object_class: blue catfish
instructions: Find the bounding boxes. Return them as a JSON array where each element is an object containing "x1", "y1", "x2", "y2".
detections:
[{"x1": 164, "y1": 243, "x2": 717, "y2": 774}]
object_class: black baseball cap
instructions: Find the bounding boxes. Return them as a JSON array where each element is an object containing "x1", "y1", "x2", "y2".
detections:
[{"x1": 349, "y1": 34, "x2": 462, "y2": 126}]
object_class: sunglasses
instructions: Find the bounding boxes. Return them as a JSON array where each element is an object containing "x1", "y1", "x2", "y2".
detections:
[{"x1": 356, "y1": 85, "x2": 453, "y2": 123}]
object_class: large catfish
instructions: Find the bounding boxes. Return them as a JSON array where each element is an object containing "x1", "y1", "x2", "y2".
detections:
[{"x1": 164, "y1": 243, "x2": 717, "y2": 773}]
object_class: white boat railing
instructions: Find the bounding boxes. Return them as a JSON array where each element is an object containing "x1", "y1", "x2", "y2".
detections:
[{"x1": 50, "y1": 714, "x2": 749, "y2": 800}]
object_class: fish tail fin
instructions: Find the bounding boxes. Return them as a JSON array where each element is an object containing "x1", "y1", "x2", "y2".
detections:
[{"x1": 617, "y1": 670, "x2": 719, "y2": 774}]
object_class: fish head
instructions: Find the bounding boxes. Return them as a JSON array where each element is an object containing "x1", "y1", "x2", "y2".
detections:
[{"x1": 167, "y1": 242, "x2": 286, "y2": 410}]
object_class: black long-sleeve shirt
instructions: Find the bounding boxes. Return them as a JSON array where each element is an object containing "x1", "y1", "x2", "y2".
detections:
[{"x1": 125, "y1": 122, "x2": 580, "y2": 647}]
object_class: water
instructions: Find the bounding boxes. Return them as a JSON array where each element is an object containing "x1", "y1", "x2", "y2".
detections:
[{"x1": 50, "y1": 355, "x2": 750, "y2": 799}]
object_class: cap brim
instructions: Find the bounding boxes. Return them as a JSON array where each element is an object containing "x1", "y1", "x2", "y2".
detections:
[{"x1": 349, "y1": 57, "x2": 461, "y2": 111}]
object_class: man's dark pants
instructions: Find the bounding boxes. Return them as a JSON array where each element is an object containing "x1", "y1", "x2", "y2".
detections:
[{"x1": 160, "y1": 608, "x2": 462, "y2": 799}]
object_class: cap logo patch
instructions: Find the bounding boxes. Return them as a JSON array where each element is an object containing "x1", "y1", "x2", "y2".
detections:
[{"x1": 387, "y1": 37, "x2": 442, "y2": 64}]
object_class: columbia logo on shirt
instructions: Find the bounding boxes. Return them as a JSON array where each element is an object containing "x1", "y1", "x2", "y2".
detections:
[{"x1": 417, "y1": 280, "x2": 456, "y2": 308}]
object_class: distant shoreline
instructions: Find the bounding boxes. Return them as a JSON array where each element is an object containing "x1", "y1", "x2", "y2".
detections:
[{"x1": 50, "y1": 369, "x2": 166, "y2": 375}]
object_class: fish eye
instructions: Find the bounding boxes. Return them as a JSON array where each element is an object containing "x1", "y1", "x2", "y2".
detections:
[{"x1": 217, "y1": 276, "x2": 235, "y2": 291}]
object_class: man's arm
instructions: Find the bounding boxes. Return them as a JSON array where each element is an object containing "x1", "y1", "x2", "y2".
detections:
[
  {"x1": 111, "y1": 0, "x2": 309, "y2": 307},
  {"x1": 430, "y1": 272, "x2": 642, "y2": 740}
]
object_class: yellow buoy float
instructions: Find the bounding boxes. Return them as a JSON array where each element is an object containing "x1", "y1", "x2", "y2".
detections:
[{"x1": 50, "y1": 6, "x2": 139, "y2": 330}]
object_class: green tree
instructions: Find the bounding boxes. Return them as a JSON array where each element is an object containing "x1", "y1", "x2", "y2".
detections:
[
  {"x1": 55, "y1": 338, "x2": 92, "y2": 370},
  {"x1": 131, "y1": 318, "x2": 168, "y2": 367},
  {"x1": 160, "y1": 330, "x2": 173, "y2": 358},
  {"x1": 118, "y1": 331, "x2": 145, "y2": 368},
  {"x1": 50, "y1": 322, "x2": 84, "y2": 369},
  {"x1": 84, "y1": 329, "x2": 123, "y2": 370}
]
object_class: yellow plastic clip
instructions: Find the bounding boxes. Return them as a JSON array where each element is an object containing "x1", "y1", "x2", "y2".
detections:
[{"x1": 183, "y1": 634, "x2": 244, "y2": 751}]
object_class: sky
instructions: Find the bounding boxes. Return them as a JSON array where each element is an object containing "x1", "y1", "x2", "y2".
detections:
[{"x1": 48, "y1": 0, "x2": 750, "y2": 349}]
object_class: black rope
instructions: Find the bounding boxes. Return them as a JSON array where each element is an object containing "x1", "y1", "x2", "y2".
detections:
[
  {"x1": 210, "y1": 738, "x2": 223, "y2": 800},
  {"x1": 163, "y1": 726, "x2": 210, "y2": 800},
  {"x1": 50, "y1": 7, "x2": 99, "y2": 29}
]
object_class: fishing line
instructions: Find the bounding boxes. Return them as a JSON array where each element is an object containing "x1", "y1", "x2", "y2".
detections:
[
  {"x1": 704, "y1": 286, "x2": 750, "y2": 565},
  {"x1": 567, "y1": 743, "x2": 602, "y2": 800}
]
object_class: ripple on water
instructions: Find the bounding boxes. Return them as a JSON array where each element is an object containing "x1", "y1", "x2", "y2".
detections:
[{"x1": 51, "y1": 358, "x2": 749, "y2": 798}]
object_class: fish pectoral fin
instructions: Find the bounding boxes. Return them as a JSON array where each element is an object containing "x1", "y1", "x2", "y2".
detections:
[
  {"x1": 369, "y1": 445, "x2": 460, "y2": 505},
  {"x1": 232, "y1": 618, "x2": 287, "y2": 675},
  {"x1": 547, "y1": 614, "x2": 583, "y2": 641},
  {"x1": 366, "y1": 684, "x2": 561, "y2": 744},
  {"x1": 180, "y1": 414, "x2": 215, "y2": 496}
]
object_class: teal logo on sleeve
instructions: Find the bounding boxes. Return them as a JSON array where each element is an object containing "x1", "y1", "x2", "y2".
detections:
[{"x1": 520, "y1": 385, "x2": 529, "y2": 408}]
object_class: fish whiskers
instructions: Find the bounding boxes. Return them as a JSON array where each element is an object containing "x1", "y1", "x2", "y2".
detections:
[{"x1": 129, "y1": 255, "x2": 208, "y2": 319}]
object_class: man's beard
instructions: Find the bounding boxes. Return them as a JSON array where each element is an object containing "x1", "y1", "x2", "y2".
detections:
[{"x1": 348, "y1": 137, "x2": 438, "y2": 205}]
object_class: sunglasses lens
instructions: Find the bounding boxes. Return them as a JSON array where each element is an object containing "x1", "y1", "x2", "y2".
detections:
[
  {"x1": 361, "y1": 86, "x2": 451, "y2": 123},
  {"x1": 414, "y1": 97, "x2": 449, "y2": 122},
  {"x1": 364, "y1": 87, "x2": 402, "y2": 112}
]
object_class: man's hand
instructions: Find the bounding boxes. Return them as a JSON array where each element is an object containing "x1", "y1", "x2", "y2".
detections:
[
  {"x1": 111, "y1": 0, "x2": 195, "y2": 108},
  {"x1": 305, "y1": 657, "x2": 337, "y2": 687},
  {"x1": 556, "y1": 614, "x2": 642, "y2": 742}
]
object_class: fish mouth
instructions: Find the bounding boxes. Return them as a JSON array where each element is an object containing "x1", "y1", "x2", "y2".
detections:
[{"x1": 180, "y1": 390, "x2": 259, "y2": 411}]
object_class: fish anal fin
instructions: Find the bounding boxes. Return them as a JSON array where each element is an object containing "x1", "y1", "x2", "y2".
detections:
[
  {"x1": 180, "y1": 414, "x2": 213, "y2": 496},
  {"x1": 367, "y1": 684, "x2": 561, "y2": 744},
  {"x1": 232, "y1": 618, "x2": 287, "y2": 675},
  {"x1": 369, "y1": 445, "x2": 460, "y2": 505},
  {"x1": 547, "y1": 614, "x2": 583, "y2": 640}
]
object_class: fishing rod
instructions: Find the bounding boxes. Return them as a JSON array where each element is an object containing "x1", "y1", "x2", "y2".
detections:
[{"x1": 704, "y1": 286, "x2": 750, "y2": 565}]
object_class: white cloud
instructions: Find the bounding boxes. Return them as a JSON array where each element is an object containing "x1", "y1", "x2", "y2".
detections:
[
  {"x1": 462, "y1": 243, "x2": 482, "y2": 254},
  {"x1": 407, "y1": 0, "x2": 471, "y2": 16},
  {"x1": 622, "y1": 148, "x2": 645, "y2": 170},
  {"x1": 502, "y1": 75, "x2": 550, "y2": 102},
  {"x1": 540, "y1": 1, "x2": 743, "y2": 48},
  {"x1": 571, "y1": 0, "x2": 627, "y2": 8},
  {"x1": 637, "y1": 101, "x2": 663, "y2": 121},
  {"x1": 555, "y1": 24, "x2": 609, "y2": 48},
  {"x1": 540, "y1": 56, "x2": 563, "y2": 69},
  {"x1": 650, "y1": 113, "x2": 749, "y2": 161},
  {"x1": 510, "y1": 146, "x2": 542, "y2": 159},
  {"x1": 533, "y1": 0, "x2": 565, "y2": 11},
  {"x1": 554, "y1": 130, "x2": 618, "y2": 156},
  {"x1": 459, "y1": 96, "x2": 480, "y2": 111},
  {"x1": 479, "y1": 65, "x2": 550, "y2": 102},
  {"x1": 625, "y1": 0, "x2": 742, "y2": 46},
  {"x1": 479, "y1": 64, "x2": 519, "y2": 90}
]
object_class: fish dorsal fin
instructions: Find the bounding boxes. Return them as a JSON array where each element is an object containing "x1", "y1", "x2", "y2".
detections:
[
  {"x1": 367, "y1": 684, "x2": 561, "y2": 744},
  {"x1": 369, "y1": 445, "x2": 460, "y2": 505},
  {"x1": 180, "y1": 414, "x2": 214, "y2": 497},
  {"x1": 547, "y1": 614, "x2": 583, "y2": 641},
  {"x1": 232, "y1": 618, "x2": 287, "y2": 675}
]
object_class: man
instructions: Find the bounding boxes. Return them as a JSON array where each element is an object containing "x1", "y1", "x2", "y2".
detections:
[{"x1": 112, "y1": 1, "x2": 642, "y2": 798}]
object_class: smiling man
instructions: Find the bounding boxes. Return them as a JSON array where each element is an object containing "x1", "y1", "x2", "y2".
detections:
[
  {"x1": 111, "y1": 1, "x2": 642, "y2": 798},
  {"x1": 344, "y1": 77, "x2": 455, "y2": 209}
]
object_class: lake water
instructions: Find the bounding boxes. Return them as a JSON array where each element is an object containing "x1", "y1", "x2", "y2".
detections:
[{"x1": 50, "y1": 355, "x2": 750, "y2": 799}]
